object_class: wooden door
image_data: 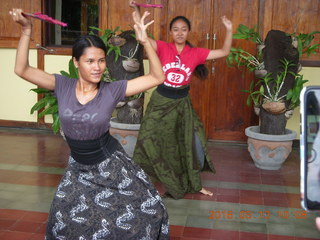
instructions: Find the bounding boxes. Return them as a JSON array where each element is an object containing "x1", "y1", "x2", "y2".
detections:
[
  {"x1": 0, "y1": 0, "x2": 41, "y2": 48},
  {"x1": 206, "y1": 0, "x2": 260, "y2": 141}
]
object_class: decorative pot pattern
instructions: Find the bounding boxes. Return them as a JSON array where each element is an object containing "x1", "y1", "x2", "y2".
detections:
[
  {"x1": 122, "y1": 58, "x2": 140, "y2": 72},
  {"x1": 108, "y1": 36, "x2": 126, "y2": 47},
  {"x1": 245, "y1": 126, "x2": 296, "y2": 170},
  {"x1": 109, "y1": 117, "x2": 140, "y2": 157},
  {"x1": 254, "y1": 69, "x2": 267, "y2": 78}
]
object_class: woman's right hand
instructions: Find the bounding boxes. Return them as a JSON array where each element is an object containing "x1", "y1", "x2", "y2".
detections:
[{"x1": 9, "y1": 8, "x2": 32, "y2": 29}]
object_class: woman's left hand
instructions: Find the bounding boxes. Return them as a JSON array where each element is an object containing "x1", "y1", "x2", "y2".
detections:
[
  {"x1": 132, "y1": 11, "x2": 154, "y2": 45},
  {"x1": 221, "y1": 16, "x2": 232, "y2": 31}
]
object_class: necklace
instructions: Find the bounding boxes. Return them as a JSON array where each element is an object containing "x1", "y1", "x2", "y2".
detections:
[
  {"x1": 82, "y1": 86, "x2": 98, "y2": 93},
  {"x1": 77, "y1": 81, "x2": 99, "y2": 94}
]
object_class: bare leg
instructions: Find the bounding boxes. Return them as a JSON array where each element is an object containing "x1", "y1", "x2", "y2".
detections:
[{"x1": 200, "y1": 187, "x2": 213, "y2": 196}]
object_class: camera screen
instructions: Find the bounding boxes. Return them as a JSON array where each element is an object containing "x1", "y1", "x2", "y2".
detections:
[{"x1": 305, "y1": 89, "x2": 320, "y2": 210}]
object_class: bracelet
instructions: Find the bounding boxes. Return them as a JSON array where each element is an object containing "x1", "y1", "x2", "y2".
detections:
[
  {"x1": 21, "y1": 28, "x2": 34, "y2": 41},
  {"x1": 21, "y1": 29, "x2": 32, "y2": 37}
]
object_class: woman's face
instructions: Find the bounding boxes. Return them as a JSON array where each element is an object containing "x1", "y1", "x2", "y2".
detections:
[
  {"x1": 170, "y1": 19, "x2": 190, "y2": 44},
  {"x1": 74, "y1": 46, "x2": 106, "y2": 83}
]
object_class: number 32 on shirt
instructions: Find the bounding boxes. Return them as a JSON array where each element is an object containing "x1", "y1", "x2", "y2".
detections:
[{"x1": 167, "y1": 72, "x2": 185, "y2": 84}]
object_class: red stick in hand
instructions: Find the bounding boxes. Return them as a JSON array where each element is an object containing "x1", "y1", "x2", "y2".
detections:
[{"x1": 23, "y1": 12, "x2": 68, "y2": 27}]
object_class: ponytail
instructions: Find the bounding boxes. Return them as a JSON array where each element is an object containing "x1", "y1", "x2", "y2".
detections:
[{"x1": 186, "y1": 41, "x2": 209, "y2": 80}]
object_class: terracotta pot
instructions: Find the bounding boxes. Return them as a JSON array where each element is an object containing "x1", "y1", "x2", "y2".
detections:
[
  {"x1": 291, "y1": 36, "x2": 298, "y2": 48},
  {"x1": 245, "y1": 126, "x2": 296, "y2": 170},
  {"x1": 254, "y1": 106, "x2": 260, "y2": 116},
  {"x1": 262, "y1": 101, "x2": 286, "y2": 114},
  {"x1": 297, "y1": 62, "x2": 302, "y2": 72},
  {"x1": 285, "y1": 109, "x2": 294, "y2": 120},
  {"x1": 109, "y1": 117, "x2": 140, "y2": 157},
  {"x1": 254, "y1": 69, "x2": 268, "y2": 78},
  {"x1": 108, "y1": 36, "x2": 126, "y2": 47},
  {"x1": 122, "y1": 58, "x2": 140, "y2": 72},
  {"x1": 127, "y1": 98, "x2": 144, "y2": 109},
  {"x1": 116, "y1": 101, "x2": 126, "y2": 108},
  {"x1": 257, "y1": 44, "x2": 265, "y2": 52}
]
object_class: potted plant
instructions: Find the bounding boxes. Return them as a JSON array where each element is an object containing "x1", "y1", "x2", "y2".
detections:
[
  {"x1": 227, "y1": 24, "x2": 320, "y2": 170},
  {"x1": 91, "y1": 26, "x2": 146, "y2": 125},
  {"x1": 92, "y1": 26, "x2": 146, "y2": 157}
]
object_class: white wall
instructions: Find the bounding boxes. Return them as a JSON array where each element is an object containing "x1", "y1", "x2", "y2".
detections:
[
  {"x1": 287, "y1": 67, "x2": 320, "y2": 138},
  {"x1": 0, "y1": 49, "x2": 37, "y2": 122},
  {"x1": 0, "y1": 49, "x2": 71, "y2": 123}
]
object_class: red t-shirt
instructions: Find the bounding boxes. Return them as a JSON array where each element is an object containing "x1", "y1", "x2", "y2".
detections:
[{"x1": 156, "y1": 40, "x2": 210, "y2": 87}]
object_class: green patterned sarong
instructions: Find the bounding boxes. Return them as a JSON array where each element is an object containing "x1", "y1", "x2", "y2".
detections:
[{"x1": 133, "y1": 89, "x2": 215, "y2": 199}]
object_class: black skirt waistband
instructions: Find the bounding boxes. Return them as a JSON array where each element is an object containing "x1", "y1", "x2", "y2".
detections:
[
  {"x1": 65, "y1": 131, "x2": 121, "y2": 165},
  {"x1": 156, "y1": 84, "x2": 190, "y2": 99}
]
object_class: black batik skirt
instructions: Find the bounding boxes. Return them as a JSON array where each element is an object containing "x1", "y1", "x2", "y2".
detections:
[{"x1": 45, "y1": 132, "x2": 169, "y2": 239}]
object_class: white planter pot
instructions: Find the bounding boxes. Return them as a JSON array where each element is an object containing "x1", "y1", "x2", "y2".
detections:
[
  {"x1": 245, "y1": 126, "x2": 296, "y2": 170},
  {"x1": 109, "y1": 117, "x2": 140, "y2": 157}
]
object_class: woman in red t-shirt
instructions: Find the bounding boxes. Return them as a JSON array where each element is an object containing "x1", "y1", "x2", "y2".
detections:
[{"x1": 133, "y1": 9, "x2": 233, "y2": 199}]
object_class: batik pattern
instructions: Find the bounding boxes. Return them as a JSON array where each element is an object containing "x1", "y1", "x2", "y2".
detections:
[
  {"x1": 133, "y1": 90, "x2": 215, "y2": 199},
  {"x1": 45, "y1": 149, "x2": 169, "y2": 239}
]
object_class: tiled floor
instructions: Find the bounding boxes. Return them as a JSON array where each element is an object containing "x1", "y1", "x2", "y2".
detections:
[{"x1": 0, "y1": 127, "x2": 319, "y2": 240}]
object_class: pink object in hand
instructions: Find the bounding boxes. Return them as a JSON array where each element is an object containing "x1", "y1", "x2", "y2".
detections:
[{"x1": 23, "y1": 12, "x2": 68, "y2": 27}]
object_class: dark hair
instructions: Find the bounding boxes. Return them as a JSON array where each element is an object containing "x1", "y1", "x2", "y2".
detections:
[
  {"x1": 72, "y1": 35, "x2": 107, "y2": 61},
  {"x1": 169, "y1": 16, "x2": 191, "y2": 31},
  {"x1": 170, "y1": 16, "x2": 208, "y2": 79}
]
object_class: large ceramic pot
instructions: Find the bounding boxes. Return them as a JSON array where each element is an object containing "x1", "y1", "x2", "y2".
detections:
[
  {"x1": 245, "y1": 126, "x2": 297, "y2": 170},
  {"x1": 109, "y1": 117, "x2": 140, "y2": 157}
]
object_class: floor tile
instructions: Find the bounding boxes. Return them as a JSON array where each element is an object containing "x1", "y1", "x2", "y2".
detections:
[
  {"x1": 210, "y1": 229, "x2": 239, "y2": 240},
  {"x1": 9, "y1": 220, "x2": 42, "y2": 233},
  {"x1": 0, "y1": 128, "x2": 318, "y2": 239},
  {"x1": 170, "y1": 225, "x2": 184, "y2": 237},
  {"x1": 183, "y1": 227, "x2": 212, "y2": 239},
  {"x1": 0, "y1": 230, "x2": 34, "y2": 240},
  {"x1": 240, "y1": 231, "x2": 268, "y2": 240}
]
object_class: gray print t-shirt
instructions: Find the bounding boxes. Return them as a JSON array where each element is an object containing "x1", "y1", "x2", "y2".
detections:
[{"x1": 54, "y1": 74, "x2": 127, "y2": 140}]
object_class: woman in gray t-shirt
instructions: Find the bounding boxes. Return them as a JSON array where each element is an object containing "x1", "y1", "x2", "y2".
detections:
[{"x1": 10, "y1": 8, "x2": 169, "y2": 239}]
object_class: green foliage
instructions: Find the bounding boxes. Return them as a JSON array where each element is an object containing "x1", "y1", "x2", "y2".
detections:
[
  {"x1": 232, "y1": 24, "x2": 264, "y2": 45},
  {"x1": 226, "y1": 47, "x2": 263, "y2": 72},
  {"x1": 244, "y1": 59, "x2": 308, "y2": 110},
  {"x1": 241, "y1": 81, "x2": 263, "y2": 107},
  {"x1": 30, "y1": 88, "x2": 59, "y2": 133},
  {"x1": 227, "y1": 23, "x2": 317, "y2": 112},
  {"x1": 89, "y1": 26, "x2": 123, "y2": 62},
  {"x1": 60, "y1": 59, "x2": 79, "y2": 79},
  {"x1": 286, "y1": 73, "x2": 308, "y2": 109},
  {"x1": 290, "y1": 31, "x2": 320, "y2": 58},
  {"x1": 227, "y1": 24, "x2": 265, "y2": 73}
]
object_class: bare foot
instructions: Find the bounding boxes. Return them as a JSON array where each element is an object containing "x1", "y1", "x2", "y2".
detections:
[{"x1": 200, "y1": 188, "x2": 213, "y2": 196}]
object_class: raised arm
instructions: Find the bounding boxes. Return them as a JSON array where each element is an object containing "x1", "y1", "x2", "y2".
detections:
[
  {"x1": 9, "y1": 9, "x2": 55, "y2": 90},
  {"x1": 206, "y1": 16, "x2": 233, "y2": 60},
  {"x1": 126, "y1": 10, "x2": 165, "y2": 97},
  {"x1": 129, "y1": 0, "x2": 157, "y2": 50}
]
